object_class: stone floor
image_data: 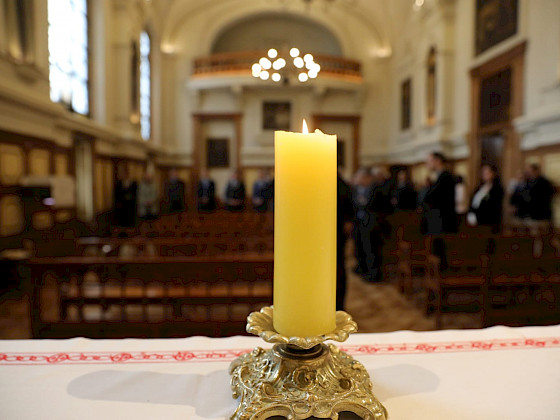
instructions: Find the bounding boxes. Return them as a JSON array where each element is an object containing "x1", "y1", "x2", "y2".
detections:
[{"x1": 0, "y1": 254, "x2": 481, "y2": 340}]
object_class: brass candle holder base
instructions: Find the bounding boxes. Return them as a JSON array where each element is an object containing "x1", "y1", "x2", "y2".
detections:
[{"x1": 229, "y1": 306, "x2": 388, "y2": 420}]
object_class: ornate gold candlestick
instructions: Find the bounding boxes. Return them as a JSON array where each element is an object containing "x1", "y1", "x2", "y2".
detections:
[{"x1": 229, "y1": 306, "x2": 388, "y2": 420}]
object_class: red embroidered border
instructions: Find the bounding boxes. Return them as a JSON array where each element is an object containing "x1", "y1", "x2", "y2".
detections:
[{"x1": 1, "y1": 337, "x2": 558, "y2": 365}]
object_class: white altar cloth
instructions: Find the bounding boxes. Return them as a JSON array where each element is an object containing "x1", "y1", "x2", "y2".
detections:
[{"x1": 1, "y1": 325, "x2": 559, "y2": 420}]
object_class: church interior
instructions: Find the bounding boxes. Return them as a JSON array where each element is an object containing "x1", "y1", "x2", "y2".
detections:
[{"x1": 0, "y1": 0, "x2": 559, "y2": 341}]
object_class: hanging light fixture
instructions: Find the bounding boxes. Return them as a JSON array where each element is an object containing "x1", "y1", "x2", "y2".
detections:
[{"x1": 252, "y1": 48, "x2": 321, "y2": 84}]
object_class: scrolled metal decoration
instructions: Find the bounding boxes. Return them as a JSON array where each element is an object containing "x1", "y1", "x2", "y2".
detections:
[{"x1": 229, "y1": 306, "x2": 388, "y2": 420}]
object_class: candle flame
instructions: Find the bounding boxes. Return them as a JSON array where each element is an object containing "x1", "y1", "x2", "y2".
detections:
[{"x1": 302, "y1": 119, "x2": 309, "y2": 134}]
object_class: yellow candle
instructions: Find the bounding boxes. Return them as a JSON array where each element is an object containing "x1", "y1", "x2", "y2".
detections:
[{"x1": 273, "y1": 121, "x2": 337, "y2": 337}]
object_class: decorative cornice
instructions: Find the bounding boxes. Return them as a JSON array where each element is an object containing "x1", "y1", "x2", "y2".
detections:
[{"x1": 515, "y1": 107, "x2": 560, "y2": 151}]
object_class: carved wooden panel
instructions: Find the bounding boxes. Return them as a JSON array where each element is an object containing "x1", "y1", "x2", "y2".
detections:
[
  {"x1": 0, "y1": 195, "x2": 24, "y2": 236},
  {"x1": 54, "y1": 153, "x2": 69, "y2": 175},
  {"x1": 28, "y1": 149, "x2": 51, "y2": 176},
  {"x1": 0, "y1": 144, "x2": 25, "y2": 185}
]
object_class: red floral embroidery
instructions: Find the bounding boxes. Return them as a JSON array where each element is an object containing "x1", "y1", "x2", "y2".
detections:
[{"x1": 1, "y1": 337, "x2": 558, "y2": 365}]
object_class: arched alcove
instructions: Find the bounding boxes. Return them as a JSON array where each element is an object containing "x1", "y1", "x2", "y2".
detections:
[{"x1": 211, "y1": 12, "x2": 343, "y2": 56}]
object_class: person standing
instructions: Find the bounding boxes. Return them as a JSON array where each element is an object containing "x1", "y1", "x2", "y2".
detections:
[
  {"x1": 454, "y1": 175, "x2": 468, "y2": 226},
  {"x1": 351, "y1": 168, "x2": 375, "y2": 277},
  {"x1": 163, "y1": 168, "x2": 186, "y2": 214},
  {"x1": 113, "y1": 164, "x2": 137, "y2": 228},
  {"x1": 391, "y1": 168, "x2": 418, "y2": 211},
  {"x1": 252, "y1": 168, "x2": 272, "y2": 212},
  {"x1": 526, "y1": 163, "x2": 555, "y2": 230},
  {"x1": 421, "y1": 152, "x2": 457, "y2": 269},
  {"x1": 196, "y1": 169, "x2": 217, "y2": 212},
  {"x1": 137, "y1": 171, "x2": 158, "y2": 220},
  {"x1": 337, "y1": 172, "x2": 354, "y2": 310},
  {"x1": 368, "y1": 166, "x2": 394, "y2": 282},
  {"x1": 224, "y1": 169, "x2": 246, "y2": 212},
  {"x1": 467, "y1": 164, "x2": 504, "y2": 233}
]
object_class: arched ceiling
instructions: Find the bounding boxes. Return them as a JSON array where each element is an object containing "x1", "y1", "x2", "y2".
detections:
[
  {"x1": 211, "y1": 12, "x2": 343, "y2": 56},
  {"x1": 155, "y1": 0, "x2": 416, "y2": 60}
]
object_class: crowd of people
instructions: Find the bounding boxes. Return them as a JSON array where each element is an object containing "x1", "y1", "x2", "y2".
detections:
[
  {"x1": 335, "y1": 153, "x2": 555, "y2": 309},
  {"x1": 112, "y1": 167, "x2": 275, "y2": 228},
  {"x1": 111, "y1": 156, "x2": 555, "y2": 310}
]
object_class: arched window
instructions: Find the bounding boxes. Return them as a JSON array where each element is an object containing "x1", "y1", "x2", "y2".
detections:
[
  {"x1": 48, "y1": 0, "x2": 89, "y2": 115},
  {"x1": 139, "y1": 30, "x2": 151, "y2": 140},
  {"x1": 426, "y1": 46, "x2": 436, "y2": 124}
]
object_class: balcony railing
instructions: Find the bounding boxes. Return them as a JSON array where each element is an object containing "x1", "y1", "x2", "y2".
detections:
[{"x1": 193, "y1": 51, "x2": 362, "y2": 81}]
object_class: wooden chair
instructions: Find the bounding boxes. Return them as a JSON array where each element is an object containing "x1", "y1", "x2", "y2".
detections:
[
  {"x1": 485, "y1": 236, "x2": 560, "y2": 327},
  {"x1": 424, "y1": 235, "x2": 490, "y2": 329}
]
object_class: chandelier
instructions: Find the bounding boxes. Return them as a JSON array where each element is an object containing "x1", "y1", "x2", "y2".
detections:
[{"x1": 252, "y1": 48, "x2": 321, "y2": 84}]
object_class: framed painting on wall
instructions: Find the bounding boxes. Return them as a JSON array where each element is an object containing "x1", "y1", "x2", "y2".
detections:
[
  {"x1": 476, "y1": 0, "x2": 518, "y2": 55},
  {"x1": 262, "y1": 102, "x2": 291, "y2": 130},
  {"x1": 206, "y1": 138, "x2": 229, "y2": 168}
]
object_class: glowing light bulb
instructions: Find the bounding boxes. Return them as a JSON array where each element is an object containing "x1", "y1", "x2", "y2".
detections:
[
  {"x1": 260, "y1": 70, "x2": 269, "y2": 80},
  {"x1": 272, "y1": 73, "x2": 281, "y2": 82},
  {"x1": 268, "y1": 48, "x2": 278, "y2": 59},
  {"x1": 294, "y1": 57, "x2": 304, "y2": 68},
  {"x1": 259, "y1": 57, "x2": 271, "y2": 70},
  {"x1": 290, "y1": 48, "x2": 300, "y2": 58},
  {"x1": 298, "y1": 73, "x2": 309, "y2": 82},
  {"x1": 308, "y1": 71, "x2": 318, "y2": 79},
  {"x1": 304, "y1": 53, "x2": 314, "y2": 62}
]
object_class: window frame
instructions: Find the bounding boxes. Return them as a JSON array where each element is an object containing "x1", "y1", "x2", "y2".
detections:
[
  {"x1": 139, "y1": 29, "x2": 152, "y2": 141},
  {"x1": 47, "y1": 0, "x2": 91, "y2": 116}
]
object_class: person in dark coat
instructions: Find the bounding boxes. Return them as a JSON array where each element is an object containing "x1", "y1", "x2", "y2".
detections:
[
  {"x1": 351, "y1": 168, "x2": 375, "y2": 276},
  {"x1": 196, "y1": 169, "x2": 217, "y2": 212},
  {"x1": 510, "y1": 170, "x2": 531, "y2": 219},
  {"x1": 467, "y1": 164, "x2": 504, "y2": 232},
  {"x1": 163, "y1": 168, "x2": 186, "y2": 214},
  {"x1": 391, "y1": 169, "x2": 418, "y2": 211},
  {"x1": 421, "y1": 152, "x2": 457, "y2": 269},
  {"x1": 113, "y1": 164, "x2": 137, "y2": 228},
  {"x1": 252, "y1": 168, "x2": 272, "y2": 212},
  {"x1": 368, "y1": 167, "x2": 394, "y2": 282},
  {"x1": 224, "y1": 169, "x2": 246, "y2": 212},
  {"x1": 337, "y1": 173, "x2": 354, "y2": 310},
  {"x1": 526, "y1": 163, "x2": 555, "y2": 223},
  {"x1": 422, "y1": 153, "x2": 457, "y2": 234}
]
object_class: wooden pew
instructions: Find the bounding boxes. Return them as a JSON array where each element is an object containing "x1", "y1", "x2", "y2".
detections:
[
  {"x1": 424, "y1": 235, "x2": 491, "y2": 329},
  {"x1": 27, "y1": 254, "x2": 273, "y2": 338},
  {"x1": 77, "y1": 236, "x2": 273, "y2": 257},
  {"x1": 484, "y1": 237, "x2": 560, "y2": 327}
]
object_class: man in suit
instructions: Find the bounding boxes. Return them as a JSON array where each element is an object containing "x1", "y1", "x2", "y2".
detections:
[
  {"x1": 391, "y1": 168, "x2": 418, "y2": 211},
  {"x1": 422, "y1": 152, "x2": 457, "y2": 269},
  {"x1": 163, "y1": 168, "x2": 186, "y2": 214},
  {"x1": 196, "y1": 168, "x2": 216, "y2": 212},
  {"x1": 113, "y1": 164, "x2": 137, "y2": 228},
  {"x1": 526, "y1": 163, "x2": 555, "y2": 227},
  {"x1": 368, "y1": 166, "x2": 394, "y2": 282},
  {"x1": 337, "y1": 172, "x2": 354, "y2": 310},
  {"x1": 351, "y1": 168, "x2": 375, "y2": 277},
  {"x1": 252, "y1": 168, "x2": 272, "y2": 212},
  {"x1": 224, "y1": 169, "x2": 246, "y2": 212}
]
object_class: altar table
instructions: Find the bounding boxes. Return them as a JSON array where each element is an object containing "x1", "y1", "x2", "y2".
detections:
[{"x1": 1, "y1": 325, "x2": 559, "y2": 419}]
